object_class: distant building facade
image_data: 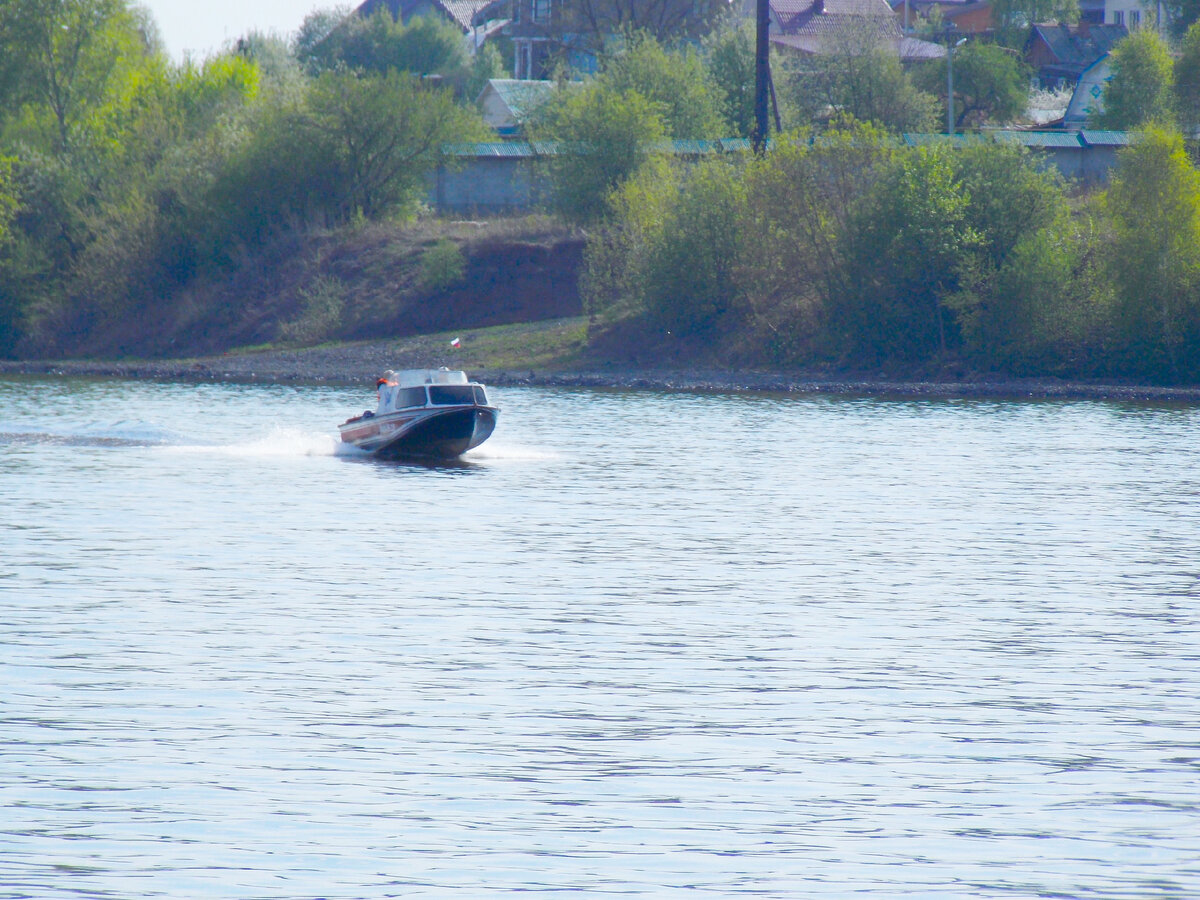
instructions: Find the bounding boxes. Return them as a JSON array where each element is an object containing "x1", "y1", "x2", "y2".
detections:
[
  {"x1": 1024, "y1": 22, "x2": 1126, "y2": 89},
  {"x1": 890, "y1": 0, "x2": 993, "y2": 34},
  {"x1": 477, "y1": 79, "x2": 557, "y2": 134},
  {"x1": 766, "y1": 0, "x2": 945, "y2": 61}
]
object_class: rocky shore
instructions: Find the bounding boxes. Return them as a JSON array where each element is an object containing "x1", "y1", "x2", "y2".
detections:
[{"x1": 5, "y1": 340, "x2": 1200, "y2": 402}]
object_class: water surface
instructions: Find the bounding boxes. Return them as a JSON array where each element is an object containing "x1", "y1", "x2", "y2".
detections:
[{"x1": 2, "y1": 376, "x2": 1199, "y2": 898}]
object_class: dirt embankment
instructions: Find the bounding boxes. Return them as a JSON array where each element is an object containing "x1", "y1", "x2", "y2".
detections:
[{"x1": 41, "y1": 218, "x2": 585, "y2": 360}]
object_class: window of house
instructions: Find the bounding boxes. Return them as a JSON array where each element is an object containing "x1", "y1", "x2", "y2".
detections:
[
  {"x1": 1113, "y1": 9, "x2": 1124, "y2": 24},
  {"x1": 1129, "y1": 8, "x2": 1140, "y2": 26},
  {"x1": 532, "y1": 0, "x2": 551, "y2": 23}
]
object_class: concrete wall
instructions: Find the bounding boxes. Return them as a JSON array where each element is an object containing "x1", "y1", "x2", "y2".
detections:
[{"x1": 428, "y1": 156, "x2": 549, "y2": 213}]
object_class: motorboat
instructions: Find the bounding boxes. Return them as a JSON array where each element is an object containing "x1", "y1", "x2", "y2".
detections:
[{"x1": 339, "y1": 368, "x2": 498, "y2": 459}]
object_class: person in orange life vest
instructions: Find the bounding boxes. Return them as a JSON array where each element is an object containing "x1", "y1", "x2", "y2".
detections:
[{"x1": 376, "y1": 370, "x2": 398, "y2": 403}]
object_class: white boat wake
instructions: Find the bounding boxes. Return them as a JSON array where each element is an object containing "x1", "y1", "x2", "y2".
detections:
[{"x1": 161, "y1": 428, "x2": 343, "y2": 458}]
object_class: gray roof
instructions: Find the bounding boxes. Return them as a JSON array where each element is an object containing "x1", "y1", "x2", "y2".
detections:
[
  {"x1": 355, "y1": 0, "x2": 496, "y2": 31},
  {"x1": 766, "y1": 0, "x2": 944, "y2": 60},
  {"x1": 1026, "y1": 23, "x2": 1127, "y2": 76},
  {"x1": 478, "y1": 79, "x2": 557, "y2": 120}
]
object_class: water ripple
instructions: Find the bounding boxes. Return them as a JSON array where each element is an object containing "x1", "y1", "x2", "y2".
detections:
[{"x1": 1, "y1": 379, "x2": 1199, "y2": 897}]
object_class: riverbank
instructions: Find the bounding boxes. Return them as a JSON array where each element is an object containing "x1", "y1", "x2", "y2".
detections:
[{"x1": 5, "y1": 328, "x2": 1200, "y2": 403}]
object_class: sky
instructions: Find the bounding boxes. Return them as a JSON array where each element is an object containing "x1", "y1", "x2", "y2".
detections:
[{"x1": 137, "y1": 0, "x2": 331, "y2": 60}]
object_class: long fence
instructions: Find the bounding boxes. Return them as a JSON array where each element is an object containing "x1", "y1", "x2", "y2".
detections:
[{"x1": 426, "y1": 132, "x2": 1131, "y2": 214}]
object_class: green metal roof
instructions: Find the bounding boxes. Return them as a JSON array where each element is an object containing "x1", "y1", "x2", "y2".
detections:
[
  {"x1": 993, "y1": 131, "x2": 1083, "y2": 148},
  {"x1": 442, "y1": 141, "x2": 535, "y2": 157},
  {"x1": 901, "y1": 133, "x2": 981, "y2": 147},
  {"x1": 441, "y1": 139, "x2": 755, "y2": 158},
  {"x1": 440, "y1": 131, "x2": 1135, "y2": 159},
  {"x1": 1079, "y1": 130, "x2": 1133, "y2": 146}
]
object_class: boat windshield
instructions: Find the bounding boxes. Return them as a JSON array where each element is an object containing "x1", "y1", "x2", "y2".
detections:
[
  {"x1": 472, "y1": 386, "x2": 488, "y2": 405},
  {"x1": 428, "y1": 385, "x2": 476, "y2": 406},
  {"x1": 395, "y1": 386, "x2": 427, "y2": 409}
]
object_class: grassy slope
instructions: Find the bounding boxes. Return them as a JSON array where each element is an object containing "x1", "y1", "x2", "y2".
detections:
[{"x1": 24, "y1": 216, "x2": 589, "y2": 362}]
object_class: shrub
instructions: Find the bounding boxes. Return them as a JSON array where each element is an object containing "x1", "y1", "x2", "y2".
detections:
[
  {"x1": 280, "y1": 274, "x2": 346, "y2": 344},
  {"x1": 418, "y1": 238, "x2": 466, "y2": 290}
]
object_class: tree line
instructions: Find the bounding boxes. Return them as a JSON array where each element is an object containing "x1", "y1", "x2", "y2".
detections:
[
  {"x1": 3, "y1": 0, "x2": 1200, "y2": 383},
  {"x1": 582, "y1": 121, "x2": 1200, "y2": 383},
  {"x1": 0, "y1": 0, "x2": 495, "y2": 356}
]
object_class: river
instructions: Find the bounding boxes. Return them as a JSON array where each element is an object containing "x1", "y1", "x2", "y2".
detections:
[{"x1": 2, "y1": 375, "x2": 1199, "y2": 898}]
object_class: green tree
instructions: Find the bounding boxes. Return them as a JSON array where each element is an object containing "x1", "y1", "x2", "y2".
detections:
[
  {"x1": 1174, "y1": 22, "x2": 1200, "y2": 136},
  {"x1": 293, "y1": 5, "x2": 351, "y2": 67},
  {"x1": 465, "y1": 42, "x2": 508, "y2": 102},
  {"x1": 169, "y1": 54, "x2": 262, "y2": 136},
  {"x1": 599, "y1": 36, "x2": 725, "y2": 138},
  {"x1": 940, "y1": 141, "x2": 1079, "y2": 365},
  {"x1": 297, "y1": 7, "x2": 468, "y2": 84},
  {"x1": 837, "y1": 145, "x2": 979, "y2": 363},
  {"x1": 953, "y1": 141, "x2": 1064, "y2": 271},
  {"x1": 233, "y1": 29, "x2": 304, "y2": 89},
  {"x1": 0, "y1": 156, "x2": 16, "y2": 246},
  {"x1": 1095, "y1": 30, "x2": 1174, "y2": 130},
  {"x1": 0, "y1": 154, "x2": 24, "y2": 354},
  {"x1": 558, "y1": 0, "x2": 727, "y2": 52},
  {"x1": 210, "y1": 70, "x2": 484, "y2": 242},
  {"x1": 783, "y1": 28, "x2": 938, "y2": 133},
  {"x1": 916, "y1": 42, "x2": 1030, "y2": 129},
  {"x1": 704, "y1": 21, "x2": 757, "y2": 138},
  {"x1": 538, "y1": 83, "x2": 668, "y2": 222},
  {"x1": 1104, "y1": 125, "x2": 1200, "y2": 378},
  {"x1": 310, "y1": 70, "x2": 483, "y2": 218},
  {"x1": 581, "y1": 154, "x2": 681, "y2": 320},
  {"x1": 1162, "y1": 0, "x2": 1200, "y2": 37},
  {"x1": 641, "y1": 158, "x2": 746, "y2": 335},
  {"x1": 0, "y1": 0, "x2": 151, "y2": 152},
  {"x1": 989, "y1": 0, "x2": 1077, "y2": 43},
  {"x1": 739, "y1": 122, "x2": 895, "y2": 347}
]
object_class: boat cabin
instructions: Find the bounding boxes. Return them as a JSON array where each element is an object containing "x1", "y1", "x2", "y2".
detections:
[{"x1": 377, "y1": 368, "x2": 489, "y2": 414}]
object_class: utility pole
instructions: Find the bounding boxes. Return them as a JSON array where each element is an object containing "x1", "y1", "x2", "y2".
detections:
[
  {"x1": 947, "y1": 36, "x2": 966, "y2": 135},
  {"x1": 753, "y1": 0, "x2": 771, "y2": 155}
]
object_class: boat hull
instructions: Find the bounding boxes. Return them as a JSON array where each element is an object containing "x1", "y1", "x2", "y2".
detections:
[{"x1": 340, "y1": 406, "x2": 497, "y2": 460}]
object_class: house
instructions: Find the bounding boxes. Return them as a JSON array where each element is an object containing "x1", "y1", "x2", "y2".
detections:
[
  {"x1": 477, "y1": 79, "x2": 557, "y2": 134},
  {"x1": 483, "y1": 0, "x2": 725, "y2": 79},
  {"x1": 356, "y1": 0, "x2": 502, "y2": 34},
  {"x1": 1100, "y1": 0, "x2": 1151, "y2": 28},
  {"x1": 470, "y1": 0, "x2": 597, "y2": 79},
  {"x1": 495, "y1": 0, "x2": 564, "y2": 79},
  {"x1": 991, "y1": 129, "x2": 1126, "y2": 183},
  {"x1": 890, "y1": 0, "x2": 993, "y2": 34},
  {"x1": 1063, "y1": 52, "x2": 1110, "y2": 127},
  {"x1": 766, "y1": 0, "x2": 945, "y2": 62},
  {"x1": 1024, "y1": 22, "x2": 1126, "y2": 89},
  {"x1": 1079, "y1": 0, "x2": 1105, "y2": 23}
]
